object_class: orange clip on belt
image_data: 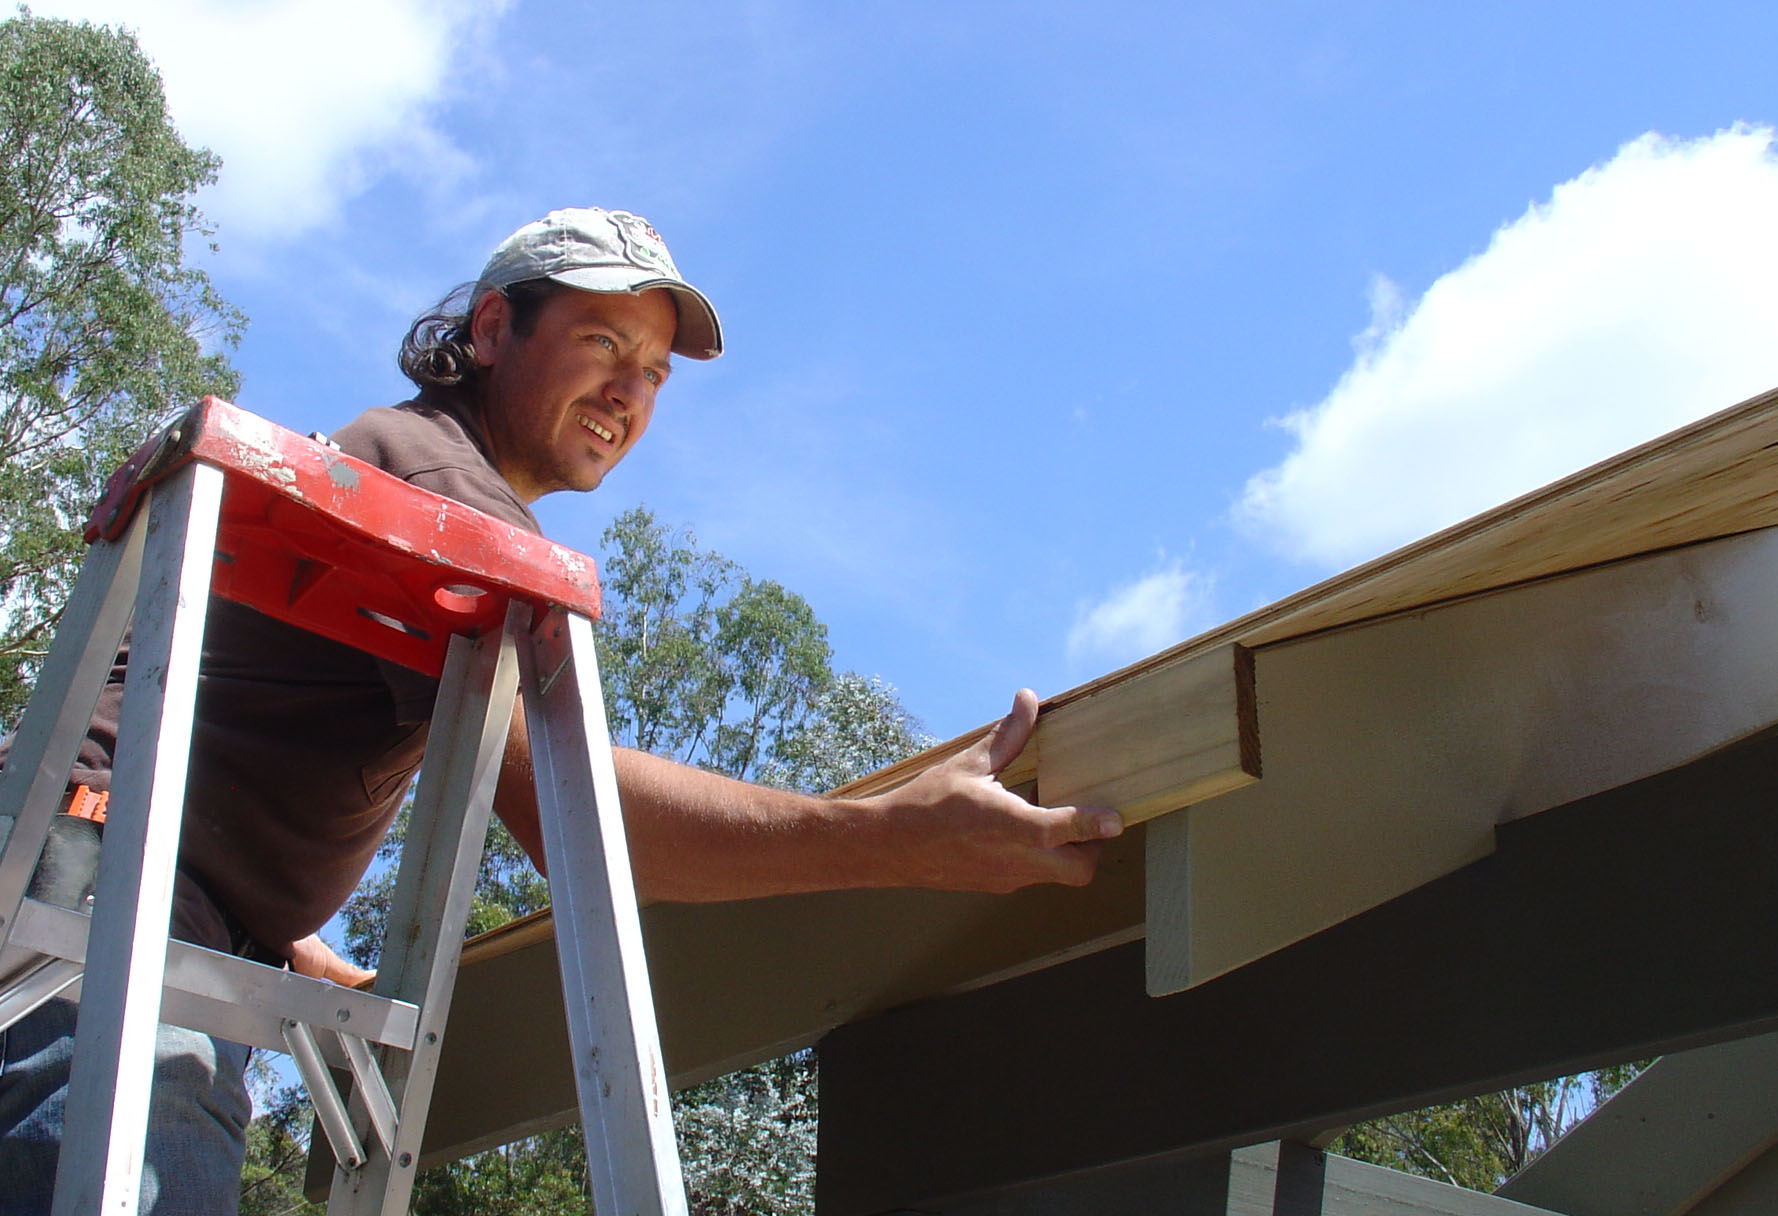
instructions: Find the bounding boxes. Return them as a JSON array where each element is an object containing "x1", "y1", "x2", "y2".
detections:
[{"x1": 66, "y1": 784, "x2": 108, "y2": 824}]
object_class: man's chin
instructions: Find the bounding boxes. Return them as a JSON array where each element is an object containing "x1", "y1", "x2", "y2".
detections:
[{"x1": 569, "y1": 465, "x2": 612, "y2": 494}]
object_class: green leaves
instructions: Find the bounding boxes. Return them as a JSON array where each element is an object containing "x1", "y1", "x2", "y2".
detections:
[
  {"x1": 1330, "y1": 1064, "x2": 1650, "y2": 1190},
  {"x1": 595, "y1": 506, "x2": 932, "y2": 792},
  {"x1": 760, "y1": 673, "x2": 935, "y2": 794},
  {"x1": 596, "y1": 506, "x2": 836, "y2": 785},
  {"x1": 675, "y1": 1052, "x2": 819, "y2": 1216},
  {"x1": 0, "y1": 12, "x2": 244, "y2": 727}
]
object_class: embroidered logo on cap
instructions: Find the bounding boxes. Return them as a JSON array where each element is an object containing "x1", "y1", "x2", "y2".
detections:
[{"x1": 610, "y1": 211, "x2": 679, "y2": 278}]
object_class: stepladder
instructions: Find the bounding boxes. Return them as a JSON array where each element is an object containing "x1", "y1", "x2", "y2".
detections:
[{"x1": 0, "y1": 397, "x2": 686, "y2": 1215}]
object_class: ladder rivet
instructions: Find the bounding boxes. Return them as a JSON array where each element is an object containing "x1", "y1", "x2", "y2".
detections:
[
  {"x1": 425, "y1": 1031, "x2": 438, "y2": 1045},
  {"x1": 398, "y1": 1153, "x2": 413, "y2": 1168},
  {"x1": 336, "y1": 1008, "x2": 351, "y2": 1022}
]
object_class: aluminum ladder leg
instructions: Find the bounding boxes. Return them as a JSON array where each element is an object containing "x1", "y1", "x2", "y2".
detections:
[{"x1": 322, "y1": 601, "x2": 686, "y2": 1216}]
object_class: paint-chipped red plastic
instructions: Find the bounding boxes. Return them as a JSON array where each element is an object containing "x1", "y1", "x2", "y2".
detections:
[{"x1": 85, "y1": 397, "x2": 601, "y2": 676}]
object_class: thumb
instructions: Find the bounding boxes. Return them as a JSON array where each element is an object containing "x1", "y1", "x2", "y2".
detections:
[{"x1": 975, "y1": 687, "x2": 1039, "y2": 776}]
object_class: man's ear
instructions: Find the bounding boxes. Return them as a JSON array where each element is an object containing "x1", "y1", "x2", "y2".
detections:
[{"x1": 469, "y1": 290, "x2": 510, "y2": 369}]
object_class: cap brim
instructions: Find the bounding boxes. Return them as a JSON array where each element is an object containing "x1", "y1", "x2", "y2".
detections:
[{"x1": 547, "y1": 266, "x2": 724, "y2": 360}]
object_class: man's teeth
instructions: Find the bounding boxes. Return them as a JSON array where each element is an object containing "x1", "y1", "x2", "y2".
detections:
[{"x1": 578, "y1": 416, "x2": 615, "y2": 443}]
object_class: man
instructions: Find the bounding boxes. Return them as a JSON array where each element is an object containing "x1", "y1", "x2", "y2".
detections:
[{"x1": 0, "y1": 208, "x2": 1121, "y2": 1213}]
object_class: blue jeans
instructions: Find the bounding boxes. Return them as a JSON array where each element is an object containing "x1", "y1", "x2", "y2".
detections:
[{"x1": 0, "y1": 998, "x2": 252, "y2": 1215}]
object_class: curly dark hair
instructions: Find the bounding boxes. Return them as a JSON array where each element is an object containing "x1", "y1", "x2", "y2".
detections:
[{"x1": 397, "y1": 279, "x2": 566, "y2": 390}]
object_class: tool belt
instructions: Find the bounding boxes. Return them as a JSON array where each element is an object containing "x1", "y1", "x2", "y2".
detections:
[
  {"x1": 25, "y1": 795, "x2": 105, "y2": 913},
  {"x1": 29, "y1": 785, "x2": 288, "y2": 967}
]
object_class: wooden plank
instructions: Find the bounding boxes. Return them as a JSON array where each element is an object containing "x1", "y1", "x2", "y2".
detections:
[
  {"x1": 815, "y1": 723, "x2": 1778, "y2": 1214},
  {"x1": 841, "y1": 383, "x2": 1778, "y2": 808},
  {"x1": 999, "y1": 642, "x2": 1258, "y2": 825},
  {"x1": 1496, "y1": 1031, "x2": 1778, "y2": 1216},
  {"x1": 1150, "y1": 525, "x2": 1778, "y2": 994},
  {"x1": 1227, "y1": 1142, "x2": 1563, "y2": 1216}
]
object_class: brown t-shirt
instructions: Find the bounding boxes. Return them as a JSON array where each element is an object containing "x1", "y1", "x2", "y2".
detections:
[{"x1": 59, "y1": 390, "x2": 540, "y2": 955}]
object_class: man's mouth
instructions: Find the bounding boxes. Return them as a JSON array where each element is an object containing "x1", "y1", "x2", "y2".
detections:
[{"x1": 577, "y1": 415, "x2": 616, "y2": 444}]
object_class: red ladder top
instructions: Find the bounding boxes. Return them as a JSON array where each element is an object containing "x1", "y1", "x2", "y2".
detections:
[{"x1": 85, "y1": 397, "x2": 602, "y2": 677}]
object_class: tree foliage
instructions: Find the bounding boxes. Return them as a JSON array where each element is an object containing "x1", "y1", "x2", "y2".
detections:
[
  {"x1": 0, "y1": 10, "x2": 244, "y2": 725},
  {"x1": 312, "y1": 507, "x2": 931, "y2": 1214},
  {"x1": 597, "y1": 507, "x2": 837, "y2": 783},
  {"x1": 238, "y1": 1057, "x2": 325, "y2": 1216},
  {"x1": 676, "y1": 1053, "x2": 818, "y2": 1215},
  {"x1": 1330, "y1": 1062, "x2": 1648, "y2": 1191},
  {"x1": 760, "y1": 672, "x2": 935, "y2": 794}
]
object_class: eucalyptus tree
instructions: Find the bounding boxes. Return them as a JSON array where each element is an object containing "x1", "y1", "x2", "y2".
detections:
[{"x1": 0, "y1": 12, "x2": 244, "y2": 724}]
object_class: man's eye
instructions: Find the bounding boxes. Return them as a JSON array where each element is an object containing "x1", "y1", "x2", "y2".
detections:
[
  {"x1": 592, "y1": 334, "x2": 616, "y2": 351},
  {"x1": 644, "y1": 369, "x2": 662, "y2": 385}
]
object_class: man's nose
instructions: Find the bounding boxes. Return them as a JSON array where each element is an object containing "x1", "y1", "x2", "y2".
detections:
[{"x1": 605, "y1": 367, "x2": 653, "y2": 412}]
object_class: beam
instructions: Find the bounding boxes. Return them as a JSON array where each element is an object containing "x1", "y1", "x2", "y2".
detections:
[
  {"x1": 1689, "y1": 1142, "x2": 1778, "y2": 1216},
  {"x1": 816, "y1": 723, "x2": 1778, "y2": 1215},
  {"x1": 419, "y1": 831, "x2": 1145, "y2": 1166},
  {"x1": 1150, "y1": 526, "x2": 1778, "y2": 994},
  {"x1": 1496, "y1": 1031, "x2": 1778, "y2": 1216},
  {"x1": 935, "y1": 1142, "x2": 1565, "y2": 1216}
]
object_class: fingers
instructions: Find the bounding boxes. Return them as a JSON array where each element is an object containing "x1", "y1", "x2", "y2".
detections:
[
  {"x1": 977, "y1": 687, "x2": 1039, "y2": 776},
  {"x1": 1046, "y1": 841, "x2": 1102, "y2": 887},
  {"x1": 987, "y1": 803, "x2": 1122, "y2": 890},
  {"x1": 1066, "y1": 803, "x2": 1125, "y2": 844},
  {"x1": 1020, "y1": 800, "x2": 1123, "y2": 848}
]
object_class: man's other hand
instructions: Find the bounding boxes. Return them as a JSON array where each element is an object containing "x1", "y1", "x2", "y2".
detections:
[{"x1": 288, "y1": 933, "x2": 376, "y2": 988}]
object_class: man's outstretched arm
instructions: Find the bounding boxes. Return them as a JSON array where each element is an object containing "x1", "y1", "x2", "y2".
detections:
[{"x1": 493, "y1": 688, "x2": 1123, "y2": 903}]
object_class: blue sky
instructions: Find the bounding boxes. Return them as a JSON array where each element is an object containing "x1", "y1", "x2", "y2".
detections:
[{"x1": 32, "y1": 0, "x2": 1778, "y2": 738}]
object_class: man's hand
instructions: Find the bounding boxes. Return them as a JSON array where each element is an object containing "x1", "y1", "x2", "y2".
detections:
[
  {"x1": 857, "y1": 688, "x2": 1123, "y2": 893},
  {"x1": 288, "y1": 933, "x2": 376, "y2": 988}
]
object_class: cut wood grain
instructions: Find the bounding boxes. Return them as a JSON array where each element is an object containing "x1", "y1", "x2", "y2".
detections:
[
  {"x1": 1031, "y1": 643, "x2": 1257, "y2": 824},
  {"x1": 987, "y1": 643, "x2": 1258, "y2": 825}
]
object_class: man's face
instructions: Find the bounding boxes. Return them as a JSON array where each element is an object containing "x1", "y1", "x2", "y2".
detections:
[{"x1": 471, "y1": 285, "x2": 677, "y2": 503}]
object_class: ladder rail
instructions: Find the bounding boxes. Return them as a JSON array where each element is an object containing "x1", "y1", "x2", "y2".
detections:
[
  {"x1": 326, "y1": 603, "x2": 523, "y2": 1216},
  {"x1": 523, "y1": 607, "x2": 688, "y2": 1216},
  {"x1": 0, "y1": 508, "x2": 147, "y2": 937},
  {"x1": 52, "y1": 463, "x2": 224, "y2": 1216}
]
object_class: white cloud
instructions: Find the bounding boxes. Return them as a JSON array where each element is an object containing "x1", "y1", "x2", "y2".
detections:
[
  {"x1": 30, "y1": 0, "x2": 509, "y2": 240},
  {"x1": 1236, "y1": 126, "x2": 1778, "y2": 570},
  {"x1": 1066, "y1": 556, "x2": 1214, "y2": 669}
]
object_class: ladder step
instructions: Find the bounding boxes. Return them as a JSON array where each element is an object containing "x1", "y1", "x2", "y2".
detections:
[{"x1": 8, "y1": 897, "x2": 419, "y2": 1056}]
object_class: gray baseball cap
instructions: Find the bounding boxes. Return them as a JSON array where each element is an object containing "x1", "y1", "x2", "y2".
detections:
[{"x1": 475, "y1": 207, "x2": 723, "y2": 359}]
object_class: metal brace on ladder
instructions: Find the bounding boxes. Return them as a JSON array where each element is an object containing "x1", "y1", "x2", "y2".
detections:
[{"x1": 0, "y1": 398, "x2": 687, "y2": 1215}]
